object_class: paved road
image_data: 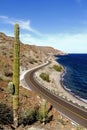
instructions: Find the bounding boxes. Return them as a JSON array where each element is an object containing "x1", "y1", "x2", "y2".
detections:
[{"x1": 24, "y1": 62, "x2": 87, "y2": 128}]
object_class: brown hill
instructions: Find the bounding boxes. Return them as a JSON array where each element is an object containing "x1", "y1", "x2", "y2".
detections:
[
  {"x1": 0, "y1": 33, "x2": 84, "y2": 130},
  {"x1": 0, "y1": 32, "x2": 64, "y2": 80}
]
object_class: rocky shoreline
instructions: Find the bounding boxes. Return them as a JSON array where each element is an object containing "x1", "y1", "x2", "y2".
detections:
[
  {"x1": 34, "y1": 60, "x2": 87, "y2": 109},
  {"x1": 20, "y1": 58, "x2": 87, "y2": 110}
]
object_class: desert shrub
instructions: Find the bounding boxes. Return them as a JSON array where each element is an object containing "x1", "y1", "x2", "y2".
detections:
[
  {"x1": 22, "y1": 93, "x2": 29, "y2": 98},
  {"x1": 37, "y1": 108, "x2": 48, "y2": 123},
  {"x1": 58, "y1": 118, "x2": 64, "y2": 125},
  {"x1": 29, "y1": 58, "x2": 37, "y2": 64},
  {"x1": 0, "y1": 77, "x2": 3, "y2": 81},
  {"x1": 9, "y1": 54, "x2": 13, "y2": 58},
  {"x1": 36, "y1": 100, "x2": 47, "y2": 123},
  {"x1": 19, "y1": 108, "x2": 38, "y2": 125},
  {"x1": 29, "y1": 59, "x2": 34, "y2": 64},
  {"x1": 4, "y1": 71, "x2": 13, "y2": 77},
  {"x1": 36, "y1": 102, "x2": 53, "y2": 124},
  {"x1": 0, "y1": 103, "x2": 13, "y2": 124},
  {"x1": 0, "y1": 61, "x2": 4, "y2": 68},
  {"x1": 53, "y1": 65, "x2": 62, "y2": 72},
  {"x1": 40, "y1": 72, "x2": 50, "y2": 82},
  {"x1": 19, "y1": 104, "x2": 52, "y2": 125},
  {"x1": 75, "y1": 125, "x2": 84, "y2": 130}
]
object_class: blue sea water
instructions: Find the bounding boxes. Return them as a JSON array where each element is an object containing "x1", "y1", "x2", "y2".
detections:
[{"x1": 56, "y1": 54, "x2": 87, "y2": 103}]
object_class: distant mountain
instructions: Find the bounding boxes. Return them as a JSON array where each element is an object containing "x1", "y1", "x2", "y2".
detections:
[{"x1": 0, "y1": 32, "x2": 64, "y2": 80}]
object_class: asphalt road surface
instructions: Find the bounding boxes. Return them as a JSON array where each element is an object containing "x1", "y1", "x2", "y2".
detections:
[{"x1": 24, "y1": 62, "x2": 87, "y2": 128}]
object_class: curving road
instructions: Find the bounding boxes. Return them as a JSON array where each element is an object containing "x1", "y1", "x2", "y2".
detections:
[{"x1": 24, "y1": 62, "x2": 87, "y2": 128}]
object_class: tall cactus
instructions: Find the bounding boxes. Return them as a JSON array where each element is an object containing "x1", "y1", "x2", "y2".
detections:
[
  {"x1": 13, "y1": 23, "x2": 20, "y2": 127},
  {"x1": 40, "y1": 99, "x2": 47, "y2": 124}
]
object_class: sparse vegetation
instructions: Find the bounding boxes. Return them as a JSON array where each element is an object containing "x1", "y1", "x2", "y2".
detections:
[
  {"x1": 58, "y1": 118, "x2": 65, "y2": 125},
  {"x1": 0, "y1": 78, "x2": 85, "y2": 129},
  {"x1": 37, "y1": 99, "x2": 47, "y2": 124},
  {"x1": 22, "y1": 93, "x2": 29, "y2": 98},
  {"x1": 36, "y1": 101, "x2": 53, "y2": 124},
  {"x1": 75, "y1": 125, "x2": 84, "y2": 130},
  {"x1": 0, "y1": 102, "x2": 13, "y2": 124},
  {"x1": 40, "y1": 72, "x2": 50, "y2": 82},
  {"x1": 19, "y1": 107, "x2": 38, "y2": 125},
  {"x1": 0, "y1": 30, "x2": 85, "y2": 130},
  {"x1": 0, "y1": 77, "x2": 3, "y2": 81},
  {"x1": 53, "y1": 64, "x2": 63, "y2": 72},
  {"x1": 29, "y1": 58, "x2": 37, "y2": 64}
]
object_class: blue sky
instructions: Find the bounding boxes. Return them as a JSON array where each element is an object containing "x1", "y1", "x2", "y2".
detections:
[{"x1": 0, "y1": 0, "x2": 87, "y2": 53}]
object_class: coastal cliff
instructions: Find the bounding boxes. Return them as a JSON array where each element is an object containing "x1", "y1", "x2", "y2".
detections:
[{"x1": 0, "y1": 32, "x2": 85, "y2": 130}]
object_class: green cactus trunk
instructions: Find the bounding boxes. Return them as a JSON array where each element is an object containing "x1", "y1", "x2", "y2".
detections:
[
  {"x1": 40, "y1": 99, "x2": 47, "y2": 124},
  {"x1": 13, "y1": 24, "x2": 20, "y2": 127}
]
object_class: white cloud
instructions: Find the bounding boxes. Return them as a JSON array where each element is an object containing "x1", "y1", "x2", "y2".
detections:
[
  {"x1": 0, "y1": 26, "x2": 87, "y2": 53},
  {"x1": 46, "y1": 33, "x2": 87, "y2": 53},
  {"x1": 0, "y1": 16, "x2": 8, "y2": 19},
  {"x1": 0, "y1": 15, "x2": 87, "y2": 53},
  {"x1": 0, "y1": 15, "x2": 42, "y2": 36},
  {"x1": 20, "y1": 33, "x2": 87, "y2": 53}
]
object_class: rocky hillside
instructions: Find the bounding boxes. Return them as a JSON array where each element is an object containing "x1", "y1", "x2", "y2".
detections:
[
  {"x1": 0, "y1": 32, "x2": 85, "y2": 130},
  {"x1": 0, "y1": 32, "x2": 64, "y2": 81}
]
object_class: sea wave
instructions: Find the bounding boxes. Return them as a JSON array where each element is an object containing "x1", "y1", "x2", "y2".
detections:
[
  {"x1": 62, "y1": 81, "x2": 87, "y2": 103},
  {"x1": 75, "y1": 95, "x2": 87, "y2": 103},
  {"x1": 61, "y1": 67, "x2": 67, "y2": 81}
]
